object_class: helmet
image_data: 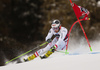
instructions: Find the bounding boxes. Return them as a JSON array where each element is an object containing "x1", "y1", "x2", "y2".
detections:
[{"x1": 51, "y1": 19, "x2": 61, "y2": 30}]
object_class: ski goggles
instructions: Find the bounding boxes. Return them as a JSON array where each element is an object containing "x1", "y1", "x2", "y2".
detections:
[{"x1": 52, "y1": 27, "x2": 59, "y2": 30}]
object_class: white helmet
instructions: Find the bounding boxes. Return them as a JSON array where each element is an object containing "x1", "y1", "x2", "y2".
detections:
[{"x1": 51, "y1": 19, "x2": 61, "y2": 30}]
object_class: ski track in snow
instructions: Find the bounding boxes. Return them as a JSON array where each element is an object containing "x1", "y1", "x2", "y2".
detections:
[{"x1": 0, "y1": 38, "x2": 100, "y2": 70}]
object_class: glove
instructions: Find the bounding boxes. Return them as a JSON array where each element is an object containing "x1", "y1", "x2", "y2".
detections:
[
  {"x1": 47, "y1": 39, "x2": 52, "y2": 43},
  {"x1": 50, "y1": 46, "x2": 56, "y2": 52}
]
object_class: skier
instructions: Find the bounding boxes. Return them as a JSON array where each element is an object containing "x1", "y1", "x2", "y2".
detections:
[
  {"x1": 78, "y1": 6, "x2": 90, "y2": 20},
  {"x1": 23, "y1": 19, "x2": 68, "y2": 62}
]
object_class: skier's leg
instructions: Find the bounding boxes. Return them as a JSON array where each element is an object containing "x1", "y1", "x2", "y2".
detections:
[
  {"x1": 40, "y1": 40, "x2": 67, "y2": 59},
  {"x1": 24, "y1": 37, "x2": 58, "y2": 61},
  {"x1": 34, "y1": 37, "x2": 58, "y2": 56},
  {"x1": 23, "y1": 45, "x2": 52, "y2": 61},
  {"x1": 55, "y1": 40, "x2": 67, "y2": 50}
]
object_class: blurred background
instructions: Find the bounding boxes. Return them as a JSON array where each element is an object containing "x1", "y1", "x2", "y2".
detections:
[{"x1": 0, "y1": 0, "x2": 100, "y2": 66}]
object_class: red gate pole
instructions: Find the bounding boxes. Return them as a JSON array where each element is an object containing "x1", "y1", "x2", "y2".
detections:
[
  {"x1": 78, "y1": 19, "x2": 92, "y2": 51},
  {"x1": 66, "y1": 0, "x2": 92, "y2": 53},
  {"x1": 66, "y1": 19, "x2": 83, "y2": 54}
]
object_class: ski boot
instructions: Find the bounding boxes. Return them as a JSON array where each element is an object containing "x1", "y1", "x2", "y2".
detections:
[
  {"x1": 40, "y1": 46, "x2": 56, "y2": 59},
  {"x1": 23, "y1": 54, "x2": 36, "y2": 62},
  {"x1": 23, "y1": 58, "x2": 28, "y2": 62}
]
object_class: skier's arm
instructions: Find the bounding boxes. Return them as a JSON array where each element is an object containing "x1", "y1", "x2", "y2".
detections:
[
  {"x1": 45, "y1": 29, "x2": 53, "y2": 41},
  {"x1": 59, "y1": 28, "x2": 68, "y2": 41}
]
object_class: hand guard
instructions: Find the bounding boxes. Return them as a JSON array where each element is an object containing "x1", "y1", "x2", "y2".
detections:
[{"x1": 47, "y1": 39, "x2": 52, "y2": 43}]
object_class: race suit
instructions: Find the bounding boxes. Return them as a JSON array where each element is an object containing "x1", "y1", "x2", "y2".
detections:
[{"x1": 34, "y1": 27, "x2": 68, "y2": 57}]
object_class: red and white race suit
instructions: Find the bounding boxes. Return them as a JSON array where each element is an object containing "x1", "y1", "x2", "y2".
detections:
[{"x1": 34, "y1": 27, "x2": 68, "y2": 57}]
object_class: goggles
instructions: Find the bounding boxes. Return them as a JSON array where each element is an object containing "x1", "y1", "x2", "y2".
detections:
[{"x1": 52, "y1": 27, "x2": 59, "y2": 30}]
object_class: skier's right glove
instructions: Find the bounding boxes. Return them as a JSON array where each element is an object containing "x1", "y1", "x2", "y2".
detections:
[{"x1": 47, "y1": 39, "x2": 52, "y2": 43}]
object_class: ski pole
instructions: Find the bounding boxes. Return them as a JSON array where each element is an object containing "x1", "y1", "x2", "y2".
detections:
[{"x1": 5, "y1": 42, "x2": 48, "y2": 64}]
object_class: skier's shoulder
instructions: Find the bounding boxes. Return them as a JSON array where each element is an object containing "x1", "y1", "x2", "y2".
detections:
[
  {"x1": 61, "y1": 26, "x2": 67, "y2": 30},
  {"x1": 61, "y1": 26, "x2": 68, "y2": 32},
  {"x1": 49, "y1": 28, "x2": 54, "y2": 33},
  {"x1": 50, "y1": 28, "x2": 53, "y2": 31}
]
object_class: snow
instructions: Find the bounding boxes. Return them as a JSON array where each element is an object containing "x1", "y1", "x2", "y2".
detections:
[
  {"x1": 0, "y1": 52, "x2": 100, "y2": 70},
  {"x1": 0, "y1": 39, "x2": 100, "y2": 70}
]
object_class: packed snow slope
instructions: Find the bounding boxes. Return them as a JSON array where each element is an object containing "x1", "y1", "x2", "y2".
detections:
[
  {"x1": 0, "y1": 39, "x2": 100, "y2": 70},
  {"x1": 0, "y1": 51, "x2": 100, "y2": 70}
]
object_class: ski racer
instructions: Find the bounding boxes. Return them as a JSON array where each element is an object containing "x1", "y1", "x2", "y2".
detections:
[{"x1": 23, "y1": 19, "x2": 68, "y2": 61}]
